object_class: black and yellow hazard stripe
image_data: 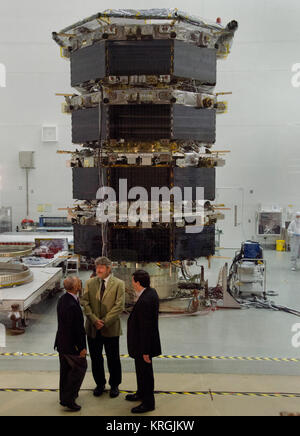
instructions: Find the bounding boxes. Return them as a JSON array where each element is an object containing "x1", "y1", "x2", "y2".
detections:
[
  {"x1": 0, "y1": 352, "x2": 299, "y2": 363},
  {"x1": 0, "y1": 353, "x2": 58, "y2": 357},
  {"x1": 156, "y1": 355, "x2": 300, "y2": 363},
  {"x1": 0, "y1": 388, "x2": 300, "y2": 399}
]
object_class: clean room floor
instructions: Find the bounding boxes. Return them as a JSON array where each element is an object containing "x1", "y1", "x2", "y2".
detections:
[
  {"x1": 0, "y1": 372, "x2": 299, "y2": 417},
  {"x1": 1, "y1": 249, "x2": 300, "y2": 416}
]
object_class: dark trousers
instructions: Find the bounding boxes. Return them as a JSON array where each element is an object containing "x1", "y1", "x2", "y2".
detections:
[
  {"x1": 135, "y1": 356, "x2": 155, "y2": 408},
  {"x1": 59, "y1": 354, "x2": 87, "y2": 404},
  {"x1": 88, "y1": 332, "x2": 122, "y2": 388}
]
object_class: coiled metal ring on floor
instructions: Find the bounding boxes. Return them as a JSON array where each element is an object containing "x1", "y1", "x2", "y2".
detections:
[
  {"x1": 0, "y1": 263, "x2": 34, "y2": 288},
  {"x1": 0, "y1": 245, "x2": 33, "y2": 258}
]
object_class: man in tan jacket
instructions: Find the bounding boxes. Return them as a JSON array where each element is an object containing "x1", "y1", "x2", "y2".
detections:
[{"x1": 81, "y1": 257, "x2": 125, "y2": 398}]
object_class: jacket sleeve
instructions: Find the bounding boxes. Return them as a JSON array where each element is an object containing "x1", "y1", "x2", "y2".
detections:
[
  {"x1": 102, "y1": 281, "x2": 125, "y2": 328},
  {"x1": 74, "y1": 310, "x2": 87, "y2": 353},
  {"x1": 81, "y1": 281, "x2": 100, "y2": 325},
  {"x1": 54, "y1": 299, "x2": 61, "y2": 350},
  {"x1": 137, "y1": 298, "x2": 156, "y2": 355}
]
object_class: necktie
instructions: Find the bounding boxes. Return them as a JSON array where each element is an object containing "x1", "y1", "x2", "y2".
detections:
[{"x1": 100, "y1": 280, "x2": 106, "y2": 301}]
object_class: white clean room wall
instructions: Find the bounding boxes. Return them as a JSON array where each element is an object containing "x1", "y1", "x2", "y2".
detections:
[{"x1": 0, "y1": 0, "x2": 299, "y2": 242}]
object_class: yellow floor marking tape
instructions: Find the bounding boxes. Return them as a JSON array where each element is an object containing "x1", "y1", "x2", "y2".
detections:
[
  {"x1": 0, "y1": 389, "x2": 300, "y2": 399},
  {"x1": 0, "y1": 353, "x2": 299, "y2": 363}
]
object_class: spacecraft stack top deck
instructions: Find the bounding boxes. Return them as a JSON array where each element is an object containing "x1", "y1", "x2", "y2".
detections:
[
  {"x1": 53, "y1": 8, "x2": 238, "y2": 60},
  {"x1": 53, "y1": 9, "x2": 237, "y2": 305}
]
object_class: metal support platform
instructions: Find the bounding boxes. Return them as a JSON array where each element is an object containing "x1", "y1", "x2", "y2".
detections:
[{"x1": 0, "y1": 268, "x2": 63, "y2": 324}]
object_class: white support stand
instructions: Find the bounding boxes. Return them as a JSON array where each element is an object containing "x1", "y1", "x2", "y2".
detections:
[{"x1": 66, "y1": 257, "x2": 79, "y2": 275}]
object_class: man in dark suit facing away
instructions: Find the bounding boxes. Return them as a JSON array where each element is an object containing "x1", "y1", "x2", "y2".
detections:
[
  {"x1": 55, "y1": 276, "x2": 87, "y2": 412},
  {"x1": 127, "y1": 270, "x2": 162, "y2": 414}
]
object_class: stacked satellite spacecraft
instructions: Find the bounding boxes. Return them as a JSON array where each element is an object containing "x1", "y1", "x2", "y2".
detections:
[{"x1": 53, "y1": 9, "x2": 237, "y2": 304}]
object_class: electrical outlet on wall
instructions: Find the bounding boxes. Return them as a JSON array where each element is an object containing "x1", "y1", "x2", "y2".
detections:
[{"x1": 19, "y1": 151, "x2": 34, "y2": 169}]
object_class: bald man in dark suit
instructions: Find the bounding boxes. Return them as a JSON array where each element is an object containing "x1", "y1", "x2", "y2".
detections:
[{"x1": 55, "y1": 276, "x2": 87, "y2": 412}]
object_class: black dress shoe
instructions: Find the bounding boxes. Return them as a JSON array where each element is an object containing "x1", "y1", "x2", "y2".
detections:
[
  {"x1": 110, "y1": 387, "x2": 120, "y2": 398},
  {"x1": 126, "y1": 393, "x2": 141, "y2": 402},
  {"x1": 131, "y1": 404, "x2": 155, "y2": 414},
  {"x1": 65, "y1": 402, "x2": 81, "y2": 412},
  {"x1": 93, "y1": 386, "x2": 105, "y2": 397}
]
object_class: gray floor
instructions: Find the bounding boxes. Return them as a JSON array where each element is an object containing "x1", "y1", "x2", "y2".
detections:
[
  {"x1": 2, "y1": 372, "x2": 300, "y2": 416},
  {"x1": 1, "y1": 249, "x2": 300, "y2": 376}
]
